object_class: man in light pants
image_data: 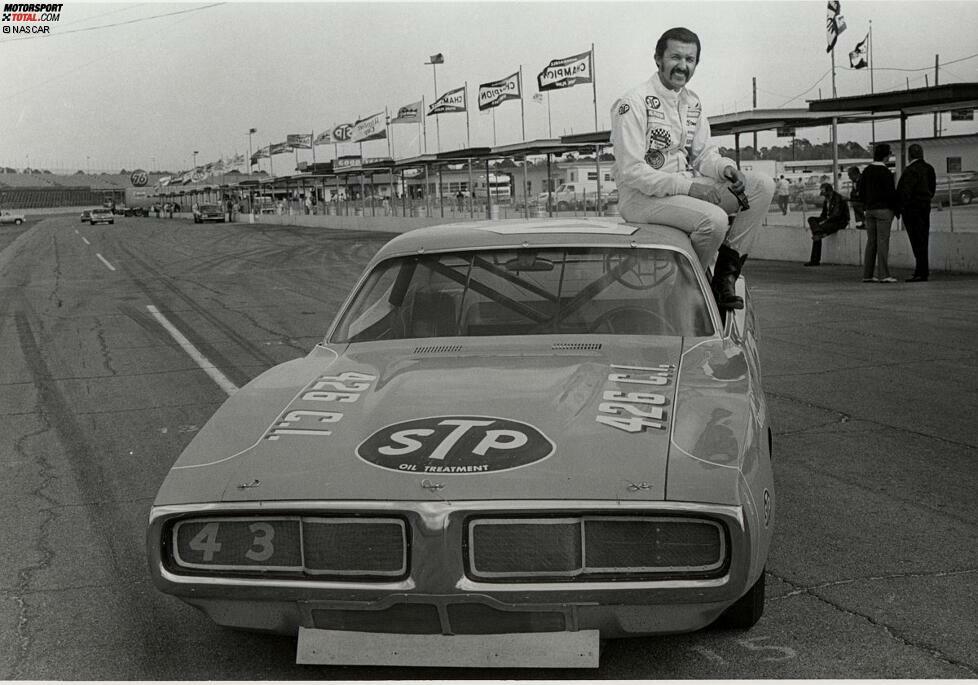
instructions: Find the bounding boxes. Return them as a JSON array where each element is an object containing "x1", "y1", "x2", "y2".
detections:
[{"x1": 611, "y1": 26, "x2": 775, "y2": 311}]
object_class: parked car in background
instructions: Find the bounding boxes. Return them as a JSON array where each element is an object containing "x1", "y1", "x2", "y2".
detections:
[
  {"x1": 88, "y1": 208, "x2": 114, "y2": 225},
  {"x1": 148, "y1": 219, "x2": 775, "y2": 668},
  {"x1": 122, "y1": 206, "x2": 148, "y2": 217},
  {"x1": 80, "y1": 210, "x2": 92, "y2": 223},
  {"x1": 0, "y1": 209, "x2": 26, "y2": 225},
  {"x1": 934, "y1": 172, "x2": 978, "y2": 207},
  {"x1": 540, "y1": 182, "x2": 618, "y2": 211},
  {"x1": 193, "y1": 204, "x2": 226, "y2": 223}
]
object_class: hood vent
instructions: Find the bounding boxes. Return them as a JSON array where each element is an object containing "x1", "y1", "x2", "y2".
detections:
[
  {"x1": 552, "y1": 342, "x2": 602, "y2": 352},
  {"x1": 414, "y1": 344, "x2": 463, "y2": 354}
]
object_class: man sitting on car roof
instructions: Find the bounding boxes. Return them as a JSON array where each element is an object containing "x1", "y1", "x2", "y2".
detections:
[{"x1": 610, "y1": 26, "x2": 775, "y2": 311}]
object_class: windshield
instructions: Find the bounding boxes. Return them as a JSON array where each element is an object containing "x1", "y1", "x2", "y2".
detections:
[{"x1": 331, "y1": 246, "x2": 713, "y2": 342}]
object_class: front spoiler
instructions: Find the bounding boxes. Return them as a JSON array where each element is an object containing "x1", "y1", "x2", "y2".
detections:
[{"x1": 296, "y1": 627, "x2": 599, "y2": 668}]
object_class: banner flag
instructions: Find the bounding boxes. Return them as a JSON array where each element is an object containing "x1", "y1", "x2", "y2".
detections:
[
  {"x1": 478, "y1": 72, "x2": 521, "y2": 111},
  {"x1": 269, "y1": 142, "x2": 291, "y2": 155},
  {"x1": 159, "y1": 176, "x2": 172, "y2": 187},
  {"x1": 537, "y1": 50, "x2": 592, "y2": 91},
  {"x1": 848, "y1": 32, "x2": 868, "y2": 68},
  {"x1": 391, "y1": 100, "x2": 423, "y2": 124},
  {"x1": 350, "y1": 111, "x2": 388, "y2": 142},
  {"x1": 826, "y1": 0, "x2": 847, "y2": 53},
  {"x1": 429, "y1": 53, "x2": 444, "y2": 64},
  {"x1": 314, "y1": 129, "x2": 332, "y2": 144},
  {"x1": 428, "y1": 86, "x2": 466, "y2": 115},
  {"x1": 287, "y1": 133, "x2": 313, "y2": 149},
  {"x1": 226, "y1": 153, "x2": 244, "y2": 167},
  {"x1": 331, "y1": 123, "x2": 354, "y2": 142}
]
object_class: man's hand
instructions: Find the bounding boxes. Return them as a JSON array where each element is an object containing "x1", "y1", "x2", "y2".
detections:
[
  {"x1": 687, "y1": 183, "x2": 723, "y2": 206},
  {"x1": 722, "y1": 165, "x2": 746, "y2": 193}
]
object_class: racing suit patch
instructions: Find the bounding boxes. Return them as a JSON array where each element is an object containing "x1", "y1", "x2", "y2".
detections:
[
  {"x1": 645, "y1": 149, "x2": 665, "y2": 169},
  {"x1": 645, "y1": 96, "x2": 661, "y2": 109},
  {"x1": 617, "y1": 102, "x2": 630, "y2": 116},
  {"x1": 649, "y1": 127, "x2": 672, "y2": 150}
]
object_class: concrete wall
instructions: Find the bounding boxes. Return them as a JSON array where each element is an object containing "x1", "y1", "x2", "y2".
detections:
[
  {"x1": 754, "y1": 224, "x2": 978, "y2": 273},
  {"x1": 244, "y1": 211, "x2": 978, "y2": 273}
]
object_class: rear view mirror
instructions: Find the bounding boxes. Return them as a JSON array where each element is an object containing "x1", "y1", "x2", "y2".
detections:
[{"x1": 504, "y1": 253, "x2": 554, "y2": 272}]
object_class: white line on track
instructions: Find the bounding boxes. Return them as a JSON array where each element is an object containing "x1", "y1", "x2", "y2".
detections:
[
  {"x1": 95, "y1": 253, "x2": 116, "y2": 271},
  {"x1": 146, "y1": 305, "x2": 239, "y2": 396},
  {"x1": 81, "y1": 237, "x2": 91, "y2": 245}
]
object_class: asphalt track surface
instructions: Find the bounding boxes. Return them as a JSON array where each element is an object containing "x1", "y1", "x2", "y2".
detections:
[{"x1": 0, "y1": 214, "x2": 975, "y2": 679}]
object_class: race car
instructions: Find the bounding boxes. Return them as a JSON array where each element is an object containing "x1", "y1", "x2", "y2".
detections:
[
  {"x1": 193, "y1": 204, "x2": 226, "y2": 223},
  {"x1": 0, "y1": 209, "x2": 26, "y2": 225},
  {"x1": 147, "y1": 218, "x2": 775, "y2": 668}
]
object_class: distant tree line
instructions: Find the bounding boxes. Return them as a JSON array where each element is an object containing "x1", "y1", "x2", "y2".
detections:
[{"x1": 718, "y1": 140, "x2": 872, "y2": 161}]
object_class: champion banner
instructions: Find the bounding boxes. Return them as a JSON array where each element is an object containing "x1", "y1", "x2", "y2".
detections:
[
  {"x1": 314, "y1": 130, "x2": 332, "y2": 145},
  {"x1": 350, "y1": 111, "x2": 387, "y2": 143},
  {"x1": 391, "y1": 100, "x2": 422, "y2": 124},
  {"x1": 826, "y1": 0, "x2": 847, "y2": 53},
  {"x1": 269, "y1": 142, "x2": 291, "y2": 155},
  {"x1": 848, "y1": 33, "x2": 868, "y2": 68},
  {"x1": 537, "y1": 50, "x2": 592, "y2": 91},
  {"x1": 287, "y1": 133, "x2": 313, "y2": 149},
  {"x1": 428, "y1": 86, "x2": 467, "y2": 115},
  {"x1": 478, "y1": 72, "x2": 521, "y2": 111}
]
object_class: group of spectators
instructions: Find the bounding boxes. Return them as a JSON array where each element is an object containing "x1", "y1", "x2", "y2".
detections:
[{"x1": 802, "y1": 143, "x2": 936, "y2": 282}]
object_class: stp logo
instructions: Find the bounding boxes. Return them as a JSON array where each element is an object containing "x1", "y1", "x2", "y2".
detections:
[
  {"x1": 130, "y1": 170, "x2": 148, "y2": 187},
  {"x1": 332, "y1": 123, "x2": 353, "y2": 142},
  {"x1": 357, "y1": 416, "x2": 555, "y2": 474}
]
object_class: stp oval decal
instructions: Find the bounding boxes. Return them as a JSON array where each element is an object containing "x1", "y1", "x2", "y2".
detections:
[{"x1": 357, "y1": 416, "x2": 555, "y2": 474}]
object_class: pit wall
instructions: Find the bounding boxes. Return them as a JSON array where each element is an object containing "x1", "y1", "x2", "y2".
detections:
[{"x1": 244, "y1": 211, "x2": 978, "y2": 274}]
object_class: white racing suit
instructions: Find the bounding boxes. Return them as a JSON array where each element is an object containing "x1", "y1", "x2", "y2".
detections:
[{"x1": 610, "y1": 76, "x2": 774, "y2": 270}]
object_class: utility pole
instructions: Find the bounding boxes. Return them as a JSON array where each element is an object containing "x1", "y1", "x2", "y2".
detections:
[
  {"x1": 934, "y1": 54, "x2": 940, "y2": 137},
  {"x1": 752, "y1": 77, "x2": 757, "y2": 157}
]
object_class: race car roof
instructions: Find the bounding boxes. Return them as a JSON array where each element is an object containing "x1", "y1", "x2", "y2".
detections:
[{"x1": 369, "y1": 220, "x2": 695, "y2": 262}]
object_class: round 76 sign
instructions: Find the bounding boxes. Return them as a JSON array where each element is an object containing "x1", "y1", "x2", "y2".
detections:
[{"x1": 130, "y1": 170, "x2": 149, "y2": 187}]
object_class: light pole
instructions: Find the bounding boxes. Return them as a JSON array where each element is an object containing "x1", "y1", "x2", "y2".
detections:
[
  {"x1": 192, "y1": 150, "x2": 199, "y2": 202},
  {"x1": 248, "y1": 128, "x2": 257, "y2": 174},
  {"x1": 425, "y1": 52, "x2": 444, "y2": 152}
]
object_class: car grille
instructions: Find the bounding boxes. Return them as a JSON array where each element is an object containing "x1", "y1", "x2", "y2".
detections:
[
  {"x1": 467, "y1": 515, "x2": 726, "y2": 581},
  {"x1": 170, "y1": 516, "x2": 407, "y2": 579}
]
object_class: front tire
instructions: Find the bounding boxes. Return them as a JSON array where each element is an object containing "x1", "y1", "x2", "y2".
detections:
[
  {"x1": 14, "y1": 218, "x2": 23, "y2": 225},
  {"x1": 960, "y1": 190, "x2": 973, "y2": 205},
  {"x1": 714, "y1": 570, "x2": 765, "y2": 629}
]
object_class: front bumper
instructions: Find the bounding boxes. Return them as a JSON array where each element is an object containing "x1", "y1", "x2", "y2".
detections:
[{"x1": 148, "y1": 499, "x2": 759, "y2": 638}]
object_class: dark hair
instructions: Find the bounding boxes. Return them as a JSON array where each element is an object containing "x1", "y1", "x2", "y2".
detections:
[
  {"x1": 820, "y1": 182, "x2": 833, "y2": 194},
  {"x1": 655, "y1": 27, "x2": 701, "y2": 63},
  {"x1": 873, "y1": 143, "x2": 891, "y2": 162},
  {"x1": 908, "y1": 143, "x2": 924, "y2": 159}
]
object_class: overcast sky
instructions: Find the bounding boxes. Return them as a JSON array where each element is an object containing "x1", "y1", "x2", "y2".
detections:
[{"x1": 3, "y1": 0, "x2": 977, "y2": 174}]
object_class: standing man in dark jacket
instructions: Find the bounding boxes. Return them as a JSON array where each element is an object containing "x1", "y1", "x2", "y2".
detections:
[{"x1": 896, "y1": 144, "x2": 936, "y2": 282}]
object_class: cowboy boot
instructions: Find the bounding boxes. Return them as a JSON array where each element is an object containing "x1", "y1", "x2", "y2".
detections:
[{"x1": 711, "y1": 244, "x2": 747, "y2": 311}]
